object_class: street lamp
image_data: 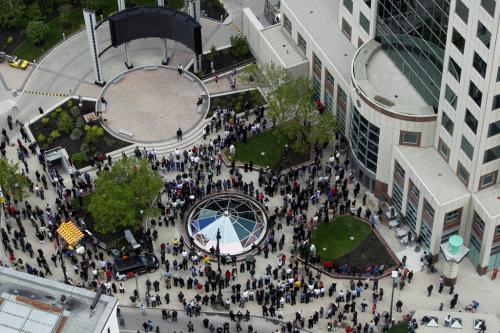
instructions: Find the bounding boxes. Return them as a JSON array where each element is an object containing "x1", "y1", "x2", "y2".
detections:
[
  {"x1": 216, "y1": 228, "x2": 223, "y2": 307},
  {"x1": 389, "y1": 270, "x2": 398, "y2": 331}
]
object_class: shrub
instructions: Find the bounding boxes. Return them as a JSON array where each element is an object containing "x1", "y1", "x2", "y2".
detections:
[
  {"x1": 67, "y1": 99, "x2": 73, "y2": 108},
  {"x1": 49, "y1": 130, "x2": 61, "y2": 140},
  {"x1": 75, "y1": 118, "x2": 85, "y2": 129},
  {"x1": 69, "y1": 128, "x2": 83, "y2": 141},
  {"x1": 56, "y1": 107, "x2": 63, "y2": 114},
  {"x1": 37, "y1": 133, "x2": 46, "y2": 143},
  {"x1": 230, "y1": 35, "x2": 249, "y2": 57},
  {"x1": 207, "y1": 45, "x2": 218, "y2": 61},
  {"x1": 26, "y1": 20, "x2": 49, "y2": 45},
  {"x1": 84, "y1": 125, "x2": 104, "y2": 145},
  {"x1": 50, "y1": 111, "x2": 58, "y2": 119},
  {"x1": 70, "y1": 106, "x2": 80, "y2": 117},
  {"x1": 59, "y1": 4, "x2": 72, "y2": 28},
  {"x1": 80, "y1": 142, "x2": 94, "y2": 155},
  {"x1": 58, "y1": 112, "x2": 74, "y2": 134},
  {"x1": 72, "y1": 152, "x2": 88, "y2": 166},
  {"x1": 41, "y1": 117, "x2": 50, "y2": 126},
  {"x1": 47, "y1": 137, "x2": 53, "y2": 144},
  {"x1": 7, "y1": 36, "x2": 13, "y2": 44}
]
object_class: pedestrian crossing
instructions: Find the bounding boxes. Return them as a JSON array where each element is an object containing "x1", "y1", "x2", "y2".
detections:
[{"x1": 24, "y1": 90, "x2": 69, "y2": 97}]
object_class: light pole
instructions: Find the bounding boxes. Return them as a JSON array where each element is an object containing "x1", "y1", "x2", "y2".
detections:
[
  {"x1": 389, "y1": 270, "x2": 398, "y2": 331},
  {"x1": 216, "y1": 228, "x2": 223, "y2": 307}
]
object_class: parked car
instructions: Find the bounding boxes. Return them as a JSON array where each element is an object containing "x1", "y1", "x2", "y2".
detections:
[
  {"x1": 8, "y1": 56, "x2": 29, "y2": 69},
  {"x1": 113, "y1": 253, "x2": 159, "y2": 280}
]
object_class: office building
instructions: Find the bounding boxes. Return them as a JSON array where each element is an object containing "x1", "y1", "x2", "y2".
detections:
[{"x1": 242, "y1": 0, "x2": 500, "y2": 274}]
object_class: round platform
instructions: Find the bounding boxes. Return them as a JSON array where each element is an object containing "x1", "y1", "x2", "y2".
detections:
[
  {"x1": 186, "y1": 193, "x2": 268, "y2": 256},
  {"x1": 99, "y1": 66, "x2": 208, "y2": 143}
]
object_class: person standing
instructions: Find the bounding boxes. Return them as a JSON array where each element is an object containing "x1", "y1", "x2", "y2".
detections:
[
  {"x1": 177, "y1": 64, "x2": 183, "y2": 75},
  {"x1": 177, "y1": 128, "x2": 183, "y2": 141},
  {"x1": 427, "y1": 284, "x2": 433, "y2": 297}
]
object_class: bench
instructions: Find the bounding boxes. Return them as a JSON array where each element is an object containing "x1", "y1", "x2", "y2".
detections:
[{"x1": 118, "y1": 129, "x2": 134, "y2": 137}]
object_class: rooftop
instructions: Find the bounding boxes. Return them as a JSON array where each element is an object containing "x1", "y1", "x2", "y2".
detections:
[
  {"x1": 353, "y1": 39, "x2": 435, "y2": 117},
  {"x1": 0, "y1": 267, "x2": 117, "y2": 333},
  {"x1": 282, "y1": 0, "x2": 356, "y2": 83},
  {"x1": 261, "y1": 25, "x2": 308, "y2": 68},
  {"x1": 472, "y1": 184, "x2": 500, "y2": 219},
  {"x1": 395, "y1": 146, "x2": 469, "y2": 206}
]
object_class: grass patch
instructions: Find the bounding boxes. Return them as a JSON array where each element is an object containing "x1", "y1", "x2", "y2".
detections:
[
  {"x1": 311, "y1": 215, "x2": 397, "y2": 271},
  {"x1": 229, "y1": 129, "x2": 309, "y2": 170},
  {"x1": 311, "y1": 215, "x2": 372, "y2": 261},
  {"x1": 391, "y1": 321, "x2": 409, "y2": 333}
]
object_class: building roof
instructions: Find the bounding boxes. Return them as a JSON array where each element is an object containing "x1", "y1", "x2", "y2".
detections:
[
  {"x1": 0, "y1": 267, "x2": 117, "y2": 333},
  {"x1": 412, "y1": 310, "x2": 499, "y2": 333},
  {"x1": 282, "y1": 0, "x2": 356, "y2": 84},
  {"x1": 472, "y1": 184, "x2": 500, "y2": 219},
  {"x1": 352, "y1": 39, "x2": 435, "y2": 117},
  {"x1": 261, "y1": 25, "x2": 308, "y2": 68},
  {"x1": 395, "y1": 146, "x2": 469, "y2": 206}
]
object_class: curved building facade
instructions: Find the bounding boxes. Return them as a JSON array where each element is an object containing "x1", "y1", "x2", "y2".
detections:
[{"x1": 350, "y1": 39, "x2": 437, "y2": 198}]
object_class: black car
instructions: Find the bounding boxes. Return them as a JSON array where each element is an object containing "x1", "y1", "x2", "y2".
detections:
[{"x1": 113, "y1": 254, "x2": 159, "y2": 280}]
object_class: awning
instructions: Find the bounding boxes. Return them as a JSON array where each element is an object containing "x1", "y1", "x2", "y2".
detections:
[{"x1": 57, "y1": 221, "x2": 84, "y2": 246}]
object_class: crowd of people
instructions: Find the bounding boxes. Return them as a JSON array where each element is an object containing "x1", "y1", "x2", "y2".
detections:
[{"x1": 0, "y1": 100, "x2": 461, "y2": 333}]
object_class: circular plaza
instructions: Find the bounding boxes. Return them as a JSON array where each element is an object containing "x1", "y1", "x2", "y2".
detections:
[
  {"x1": 98, "y1": 66, "x2": 208, "y2": 143},
  {"x1": 186, "y1": 193, "x2": 268, "y2": 256}
]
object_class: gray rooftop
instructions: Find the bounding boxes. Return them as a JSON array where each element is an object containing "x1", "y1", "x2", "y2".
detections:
[
  {"x1": 261, "y1": 25, "x2": 308, "y2": 68},
  {"x1": 472, "y1": 183, "x2": 500, "y2": 219},
  {"x1": 0, "y1": 267, "x2": 117, "y2": 333},
  {"x1": 353, "y1": 39, "x2": 435, "y2": 116},
  {"x1": 395, "y1": 146, "x2": 469, "y2": 206},
  {"x1": 282, "y1": 0, "x2": 356, "y2": 83}
]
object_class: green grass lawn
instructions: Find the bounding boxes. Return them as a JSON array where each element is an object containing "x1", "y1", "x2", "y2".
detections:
[
  {"x1": 391, "y1": 321, "x2": 409, "y2": 333},
  {"x1": 231, "y1": 129, "x2": 284, "y2": 167},
  {"x1": 311, "y1": 215, "x2": 373, "y2": 261}
]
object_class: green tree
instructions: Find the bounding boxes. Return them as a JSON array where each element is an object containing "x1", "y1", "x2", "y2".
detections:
[
  {"x1": 0, "y1": 0, "x2": 25, "y2": 29},
  {"x1": 82, "y1": 0, "x2": 106, "y2": 11},
  {"x1": 57, "y1": 111, "x2": 74, "y2": 134},
  {"x1": 0, "y1": 159, "x2": 30, "y2": 202},
  {"x1": 254, "y1": 63, "x2": 337, "y2": 153},
  {"x1": 230, "y1": 35, "x2": 249, "y2": 57},
  {"x1": 58, "y1": 4, "x2": 72, "y2": 27},
  {"x1": 26, "y1": 20, "x2": 49, "y2": 45},
  {"x1": 207, "y1": 45, "x2": 218, "y2": 61},
  {"x1": 25, "y1": 3, "x2": 43, "y2": 23},
  {"x1": 88, "y1": 158, "x2": 163, "y2": 234}
]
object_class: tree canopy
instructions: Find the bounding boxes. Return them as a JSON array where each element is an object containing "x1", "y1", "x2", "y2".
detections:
[
  {"x1": 88, "y1": 158, "x2": 163, "y2": 234},
  {"x1": 0, "y1": 159, "x2": 30, "y2": 202},
  {"x1": 246, "y1": 63, "x2": 337, "y2": 153}
]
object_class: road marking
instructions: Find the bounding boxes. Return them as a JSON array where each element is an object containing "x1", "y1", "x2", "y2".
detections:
[
  {"x1": 24, "y1": 90, "x2": 69, "y2": 97},
  {"x1": 231, "y1": 22, "x2": 243, "y2": 36}
]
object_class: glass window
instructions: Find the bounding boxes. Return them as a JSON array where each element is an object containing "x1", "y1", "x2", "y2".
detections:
[
  {"x1": 441, "y1": 112, "x2": 454, "y2": 135},
  {"x1": 461, "y1": 136, "x2": 474, "y2": 160},
  {"x1": 448, "y1": 57, "x2": 461, "y2": 82},
  {"x1": 401, "y1": 131, "x2": 419, "y2": 145},
  {"x1": 283, "y1": 14, "x2": 292, "y2": 34},
  {"x1": 483, "y1": 145, "x2": 500, "y2": 163},
  {"x1": 481, "y1": 0, "x2": 496, "y2": 17},
  {"x1": 492, "y1": 94, "x2": 500, "y2": 110},
  {"x1": 473, "y1": 52, "x2": 487, "y2": 78},
  {"x1": 363, "y1": 0, "x2": 372, "y2": 8},
  {"x1": 350, "y1": 106, "x2": 379, "y2": 174},
  {"x1": 480, "y1": 171, "x2": 497, "y2": 189},
  {"x1": 452, "y1": 28, "x2": 465, "y2": 53},
  {"x1": 342, "y1": 19, "x2": 352, "y2": 40},
  {"x1": 455, "y1": 0, "x2": 469, "y2": 23},
  {"x1": 445, "y1": 85, "x2": 457, "y2": 109},
  {"x1": 488, "y1": 120, "x2": 500, "y2": 137},
  {"x1": 439, "y1": 138, "x2": 450, "y2": 160},
  {"x1": 469, "y1": 81, "x2": 483, "y2": 107},
  {"x1": 297, "y1": 33, "x2": 307, "y2": 53},
  {"x1": 423, "y1": 199, "x2": 435, "y2": 219},
  {"x1": 312, "y1": 53, "x2": 322, "y2": 72},
  {"x1": 457, "y1": 163, "x2": 470, "y2": 185},
  {"x1": 465, "y1": 109, "x2": 478, "y2": 134},
  {"x1": 445, "y1": 208, "x2": 461, "y2": 224},
  {"x1": 326, "y1": 70, "x2": 335, "y2": 88},
  {"x1": 360, "y1": 12, "x2": 370, "y2": 33},
  {"x1": 473, "y1": 212, "x2": 485, "y2": 233},
  {"x1": 343, "y1": 0, "x2": 353, "y2": 13},
  {"x1": 477, "y1": 21, "x2": 491, "y2": 48}
]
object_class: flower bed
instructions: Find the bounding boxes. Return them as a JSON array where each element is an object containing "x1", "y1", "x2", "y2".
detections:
[
  {"x1": 208, "y1": 89, "x2": 266, "y2": 118},
  {"x1": 29, "y1": 99, "x2": 131, "y2": 169}
]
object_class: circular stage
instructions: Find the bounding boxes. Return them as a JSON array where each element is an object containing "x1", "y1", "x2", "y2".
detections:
[
  {"x1": 187, "y1": 193, "x2": 268, "y2": 256},
  {"x1": 98, "y1": 66, "x2": 208, "y2": 143}
]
